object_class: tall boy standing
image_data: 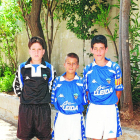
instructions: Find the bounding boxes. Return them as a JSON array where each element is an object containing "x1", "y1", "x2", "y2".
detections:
[
  {"x1": 13, "y1": 36, "x2": 56, "y2": 140},
  {"x1": 83, "y1": 35, "x2": 123, "y2": 140},
  {"x1": 51, "y1": 53, "x2": 87, "y2": 140}
]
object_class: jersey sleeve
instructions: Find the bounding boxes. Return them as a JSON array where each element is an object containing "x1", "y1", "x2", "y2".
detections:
[
  {"x1": 114, "y1": 64, "x2": 124, "y2": 91},
  {"x1": 47, "y1": 64, "x2": 57, "y2": 91},
  {"x1": 51, "y1": 77, "x2": 57, "y2": 104},
  {"x1": 13, "y1": 65, "x2": 24, "y2": 97},
  {"x1": 83, "y1": 66, "x2": 89, "y2": 93},
  {"x1": 81, "y1": 78, "x2": 88, "y2": 105}
]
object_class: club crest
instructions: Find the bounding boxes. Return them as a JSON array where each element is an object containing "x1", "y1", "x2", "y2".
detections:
[
  {"x1": 43, "y1": 74, "x2": 47, "y2": 80},
  {"x1": 106, "y1": 78, "x2": 111, "y2": 84},
  {"x1": 73, "y1": 93, "x2": 78, "y2": 99}
]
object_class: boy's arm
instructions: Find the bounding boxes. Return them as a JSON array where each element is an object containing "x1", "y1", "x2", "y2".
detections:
[
  {"x1": 116, "y1": 90, "x2": 122, "y2": 105},
  {"x1": 86, "y1": 91, "x2": 90, "y2": 104},
  {"x1": 114, "y1": 63, "x2": 123, "y2": 105},
  {"x1": 83, "y1": 67, "x2": 89, "y2": 104},
  {"x1": 13, "y1": 66, "x2": 23, "y2": 97},
  {"x1": 51, "y1": 78, "x2": 56, "y2": 104},
  {"x1": 48, "y1": 65, "x2": 57, "y2": 91}
]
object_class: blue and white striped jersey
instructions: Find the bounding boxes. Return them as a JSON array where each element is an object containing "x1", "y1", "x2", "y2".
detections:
[
  {"x1": 51, "y1": 72, "x2": 87, "y2": 114},
  {"x1": 83, "y1": 57, "x2": 123, "y2": 105}
]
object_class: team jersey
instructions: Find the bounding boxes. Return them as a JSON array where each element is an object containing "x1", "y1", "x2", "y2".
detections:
[
  {"x1": 51, "y1": 72, "x2": 87, "y2": 115},
  {"x1": 13, "y1": 57, "x2": 56, "y2": 104},
  {"x1": 83, "y1": 57, "x2": 123, "y2": 105}
]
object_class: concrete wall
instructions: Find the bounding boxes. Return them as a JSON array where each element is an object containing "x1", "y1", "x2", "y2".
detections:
[
  {"x1": 0, "y1": 92, "x2": 56, "y2": 128},
  {"x1": 0, "y1": 92, "x2": 140, "y2": 140}
]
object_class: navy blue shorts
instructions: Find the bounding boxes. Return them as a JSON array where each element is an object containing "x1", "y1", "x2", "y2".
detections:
[{"x1": 17, "y1": 103, "x2": 51, "y2": 140}]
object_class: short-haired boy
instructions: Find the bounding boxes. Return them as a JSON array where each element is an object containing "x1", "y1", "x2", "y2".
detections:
[
  {"x1": 51, "y1": 53, "x2": 87, "y2": 140},
  {"x1": 83, "y1": 35, "x2": 123, "y2": 140},
  {"x1": 13, "y1": 36, "x2": 56, "y2": 140}
]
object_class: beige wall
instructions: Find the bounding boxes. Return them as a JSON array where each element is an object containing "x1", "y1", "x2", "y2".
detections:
[{"x1": 16, "y1": 0, "x2": 140, "y2": 76}]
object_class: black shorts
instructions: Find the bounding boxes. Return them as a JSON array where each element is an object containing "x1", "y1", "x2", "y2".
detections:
[{"x1": 17, "y1": 103, "x2": 51, "y2": 140}]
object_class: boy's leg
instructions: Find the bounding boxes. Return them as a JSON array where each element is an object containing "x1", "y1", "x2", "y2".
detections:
[
  {"x1": 54, "y1": 112, "x2": 82, "y2": 140},
  {"x1": 34, "y1": 103, "x2": 51, "y2": 140},
  {"x1": 17, "y1": 104, "x2": 34, "y2": 139},
  {"x1": 54, "y1": 112, "x2": 70, "y2": 140},
  {"x1": 103, "y1": 104, "x2": 121, "y2": 139},
  {"x1": 70, "y1": 113, "x2": 82, "y2": 140},
  {"x1": 85, "y1": 104, "x2": 104, "y2": 139}
]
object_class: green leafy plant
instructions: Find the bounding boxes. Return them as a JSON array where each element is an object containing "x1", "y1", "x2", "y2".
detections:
[
  {"x1": 130, "y1": 45, "x2": 140, "y2": 104},
  {"x1": 129, "y1": 1, "x2": 140, "y2": 104},
  {"x1": 0, "y1": 66, "x2": 15, "y2": 92},
  {"x1": 0, "y1": 0, "x2": 22, "y2": 72}
]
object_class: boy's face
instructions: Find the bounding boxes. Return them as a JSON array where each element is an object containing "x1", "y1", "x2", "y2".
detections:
[
  {"x1": 90, "y1": 43, "x2": 108, "y2": 61},
  {"x1": 64, "y1": 57, "x2": 79, "y2": 74},
  {"x1": 29, "y1": 42, "x2": 45, "y2": 64}
]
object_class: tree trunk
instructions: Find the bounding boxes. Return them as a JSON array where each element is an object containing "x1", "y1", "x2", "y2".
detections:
[
  {"x1": 25, "y1": 0, "x2": 48, "y2": 61},
  {"x1": 119, "y1": 0, "x2": 124, "y2": 109},
  {"x1": 120, "y1": 0, "x2": 133, "y2": 119},
  {"x1": 46, "y1": 0, "x2": 58, "y2": 63}
]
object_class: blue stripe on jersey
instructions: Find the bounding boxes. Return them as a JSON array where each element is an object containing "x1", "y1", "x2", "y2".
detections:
[
  {"x1": 81, "y1": 114, "x2": 87, "y2": 140},
  {"x1": 51, "y1": 111, "x2": 59, "y2": 140},
  {"x1": 20, "y1": 62, "x2": 26, "y2": 87},
  {"x1": 115, "y1": 104, "x2": 122, "y2": 137}
]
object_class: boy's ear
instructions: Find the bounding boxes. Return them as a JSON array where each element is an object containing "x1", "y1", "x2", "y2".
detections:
[
  {"x1": 29, "y1": 49, "x2": 31, "y2": 55},
  {"x1": 64, "y1": 62, "x2": 66, "y2": 68},
  {"x1": 90, "y1": 48, "x2": 94, "y2": 54},
  {"x1": 43, "y1": 49, "x2": 45, "y2": 55},
  {"x1": 77, "y1": 64, "x2": 79, "y2": 69},
  {"x1": 105, "y1": 47, "x2": 108, "y2": 53}
]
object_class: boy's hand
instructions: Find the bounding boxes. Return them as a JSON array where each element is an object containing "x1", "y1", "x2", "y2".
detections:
[
  {"x1": 86, "y1": 91, "x2": 90, "y2": 104},
  {"x1": 116, "y1": 91, "x2": 122, "y2": 105}
]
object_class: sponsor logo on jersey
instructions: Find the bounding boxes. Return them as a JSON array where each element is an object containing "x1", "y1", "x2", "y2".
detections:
[
  {"x1": 43, "y1": 74, "x2": 47, "y2": 80},
  {"x1": 92, "y1": 79, "x2": 97, "y2": 83},
  {"x1": 25, "y1": 76, "x2": 30, "y2": 80},
  {"x1": 60, "y1": 101, "x2": 78, "y2": 111},
  {"x1": 73, "y1": 93, "x2": 78, "y2": 99},
  {"x1": 94, "y1": 85, "x2": 113, "y2": 95},
  {"x1": 106, "y1": 78, "x2": 111, "y2": 84}
]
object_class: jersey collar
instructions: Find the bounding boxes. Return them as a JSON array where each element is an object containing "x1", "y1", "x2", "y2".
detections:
[
  {"x1": 92, "y1": 57, "x2": 112, "y2": 67},
  {"x1": 60, "y1": 72, "x2": 79, "y2": 81}
]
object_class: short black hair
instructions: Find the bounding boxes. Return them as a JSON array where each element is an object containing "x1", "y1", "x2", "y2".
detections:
[
  {"x1": 65, "y1": 52, "x2": 79, "y2": 64},
  {"x1": 91, "y1": 35, "x2": 107, "y2": 49},
  {"x1": 28, "y1": 36, "x2": 45, "y2": 49}
]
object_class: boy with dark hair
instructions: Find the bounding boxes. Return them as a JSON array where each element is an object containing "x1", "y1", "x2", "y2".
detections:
[
  {"x1": 13, "y1": 36, "x2": 56, "y2": 140},
  {"x1": 51, "y1": 52, "x2": 87, "y2": 140},
  {"x1": 83, "y1": 35, "x2": 123, "y2": 140}
]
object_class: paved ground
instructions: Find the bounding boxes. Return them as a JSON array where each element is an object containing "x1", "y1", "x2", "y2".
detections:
[
  {"x1": 0, "y1": 118, "x2": 140, "y2": 140},
  {"x1": 0, "y1": 119, "x2": 37, "y2": 140}
]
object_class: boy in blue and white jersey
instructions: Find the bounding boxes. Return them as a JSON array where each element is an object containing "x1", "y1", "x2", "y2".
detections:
[
  {"x1": 83, "y1": 35, "x2": 123, "y2": 140},
  {"x1": 51, "y1": 53, "x2": 87, "y2": 140}
]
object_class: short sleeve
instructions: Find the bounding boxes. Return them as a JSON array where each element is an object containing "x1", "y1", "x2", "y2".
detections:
[{"x1": 114, "y1": 64, "x2": 124, "y2": 91}]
